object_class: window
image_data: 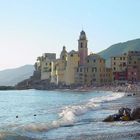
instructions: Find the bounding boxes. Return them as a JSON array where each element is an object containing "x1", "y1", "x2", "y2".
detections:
[
  {"x1": 71, "y1": 54, "x2": 73, "y2": 57},
  {"x1": 120, "y1": 57, "x2": 122, "y2": 60},
  {"x1": 114, "y1": 57, "x2": 116, "y2": 60},
  {"x1": 87, "y1": 59, "x2": 89, "y2": 63},
  {"x1": 77, "y1": 68, "x2": 79, "y2": 72},
  {"x1": 81, "y1": 43, "x2": 83, "y2": 48},
  {"x1": 114, "y1": 67, "x2": 116, "y2": 71},
  {"x1": 114, "y1": 62, "x2": 116, "y2": 65},
  {"x1": 95, "y1": 68, "x2": 97, "y2": 72},
  {"x1": 123, "y1": 62, "x2": 126, "y2": 66},
  {"x1": 80, "y1": 68, "x2": 82, "y2": 72}
]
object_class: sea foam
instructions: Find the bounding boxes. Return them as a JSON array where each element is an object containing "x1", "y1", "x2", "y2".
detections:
[{"x1": 19, "y1": 92, "x2": 125, "y2": 132}]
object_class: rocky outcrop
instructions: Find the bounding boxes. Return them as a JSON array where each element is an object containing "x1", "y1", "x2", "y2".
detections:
[
  {"x1": 131, "y1": 107, "x2": 140, "y2": 120},
  {"x1": 103, "y1": 107, "x2": 140, "y2": 122}
]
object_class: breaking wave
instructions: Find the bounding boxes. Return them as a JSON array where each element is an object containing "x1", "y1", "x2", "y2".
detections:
[{"x1": 21, "y1": 92, "x2": 125, "y2": 132}]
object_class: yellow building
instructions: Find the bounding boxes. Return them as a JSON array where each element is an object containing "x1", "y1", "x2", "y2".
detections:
[
  {"x1": 111, "y1": 53, "x2": 128, "y2": 84},
  {"x1": 105, "y1": 68, "x2": 112, "y2": 84},
  {"x1": 75, "y1": 53, "x2": 107, "y2": 86},
  {"x1": 51, "y1": 59, "x2": 67, "y2": 85},
  {"x1": 51, "y1": 46, "x2": 68, "y2": 85},
  {"x1": 65, "y1": 50, "x2": 80, "y2": 85},
  {"x1": 34, "y1": 30, "x2": 112, "y2": 87},
  {"x1": 40, "y1": 53, "x2": 56, "y2": 80}
]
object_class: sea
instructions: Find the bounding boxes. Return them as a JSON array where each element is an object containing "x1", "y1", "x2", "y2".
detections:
[{"x1": 0, "y1": 89, "x2": 140, "y2": 140}]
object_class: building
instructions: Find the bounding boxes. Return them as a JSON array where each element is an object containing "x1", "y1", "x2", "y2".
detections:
[
  {"x1": 127, "y1": 51, "x2": 140, "y2": 83},
  {"x1": 75, "y1": 53, "x2": 109, "y2": 86},
  {"x1": 51, "y1": 46, "x2": 68, "y2": 85},
  {"x1": 111, "y1": 53, "x2": 128, "y2": 84},
  {"x1": 65, "y1": 50, "x2": 79, "y2": 85},
  {"x1": 40, "y1": 53, "x2": 56, "y2": 80},
  {"x1": 34, "y1": 30, "x2": 112, "y2": 87},
  {"x1": 111, "y1": 51, "x2": 140, "y2": 84},
  {"x1": 105, "y1": 68, "x2": 112, "y2": 84},
  {"x1": 78, "y1": 30, "x2": 88, "y2": 65}
]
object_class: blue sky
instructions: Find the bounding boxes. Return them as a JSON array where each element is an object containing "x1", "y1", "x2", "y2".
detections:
[{"x1": 0, "y1": 0, "x2": 140, "y2": 70}]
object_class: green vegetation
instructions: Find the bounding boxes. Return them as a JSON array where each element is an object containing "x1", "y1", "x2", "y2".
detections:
[{"x1": 98, "y1": 38, "x2": 140, "y2": 67}]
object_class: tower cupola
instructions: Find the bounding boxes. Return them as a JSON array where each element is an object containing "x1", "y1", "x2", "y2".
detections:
[
  {"x1": 79, "y1": 30, "x2": 87, "y2": 40},
  {"x1": 60, "y1": 46, "x2": 67, "y2": 61}
]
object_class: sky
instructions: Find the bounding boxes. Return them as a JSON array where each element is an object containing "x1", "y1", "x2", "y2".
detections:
[{"x1": 0, "y1": 0, "x2": 140, "y2": 70}]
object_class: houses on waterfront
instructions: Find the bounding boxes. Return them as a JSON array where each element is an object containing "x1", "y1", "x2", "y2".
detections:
[
  {"x1": 34, "y1": 31, "x2": 140, "y2": 87},
  {"x1": 111, "y1": 51, "x2": 140, "y2": 84}
]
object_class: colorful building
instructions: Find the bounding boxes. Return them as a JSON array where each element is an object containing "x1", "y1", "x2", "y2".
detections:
[
  {"x1": 111, "y1": 51, "x2": 140, "y2": 84},
  {"x1": 75, "y1": 53, "x2": 111, "y2": 86},
  {"x1": 35, "y1": 30, "x2": 112, "y2": 86},
  {"x1": 127, "y1": 51, "x2": 140, "y2": 83},
  {"x1": 111, "y1": 53, "x2": 128, "y2": 84}
]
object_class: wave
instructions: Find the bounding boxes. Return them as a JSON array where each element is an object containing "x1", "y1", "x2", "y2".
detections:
[
  {"x1": 59, "y1": 92, "x2": 125, "y2": 120},
  {"x1": 20, "y1": 92, "x2": 125, "y2": 133},
  {"x1": 90, "y1": 92, "x2": 125, "y2": 103}
]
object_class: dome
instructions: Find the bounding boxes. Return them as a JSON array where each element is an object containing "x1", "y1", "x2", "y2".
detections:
[
  {"x1": 60, "y1": 46, "x2": 67, "y2": 60},
  {"x1": 79, "y1": 30, "x2": 87, "y2": 40}
]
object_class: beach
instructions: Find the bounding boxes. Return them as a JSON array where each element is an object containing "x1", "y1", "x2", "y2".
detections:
[{"x1": 0, "y1": 89, "x2": 140, "y2": 140}]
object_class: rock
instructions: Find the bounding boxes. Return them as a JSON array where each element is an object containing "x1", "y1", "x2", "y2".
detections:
[
  {"x1": 137, "y1": 119, "x2": 140, "y2": 123},
  {"x1": 103, "y1": 115, "x2": 114, "y2": 122},
  {"x1": 118, "y1": 107, "x2": 131, "y2": 116},
  {"x1": 131, "y1": 107, "x2": 140, "y2": 120},
  {"x1": 120, "y1": 115, "x2": 131, "y2": 121},
  {"x1": 103, "y1": 107, "x2": 131, "y2": 122},
  {"x1": 103, "y1": 114, "x2": 122, "y2": 122},
  {"x1": 103, "y1": 107, "x2": 140, "y2": 122}
]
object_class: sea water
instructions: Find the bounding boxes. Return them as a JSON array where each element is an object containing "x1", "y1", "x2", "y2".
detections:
[{"x1": 0, "y1": 90, "x2": 140, "y2": 140}]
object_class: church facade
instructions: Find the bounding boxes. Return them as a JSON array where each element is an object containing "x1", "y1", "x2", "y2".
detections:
[{"x1": 35, "y1": 31, "x2": 112, "y2": 86}]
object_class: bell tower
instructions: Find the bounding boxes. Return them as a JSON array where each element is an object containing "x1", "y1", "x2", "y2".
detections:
[{"x1": 78, "y1": 30, "x2": 88, "y2": 65}]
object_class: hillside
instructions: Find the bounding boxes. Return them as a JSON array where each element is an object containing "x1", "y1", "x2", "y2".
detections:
[
  {"x1": 98, "y1": 38, "x2": 140, "y2": 67},
  {"x1": 0, "y1": 65, "x2": 34, "y2": 86}
]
